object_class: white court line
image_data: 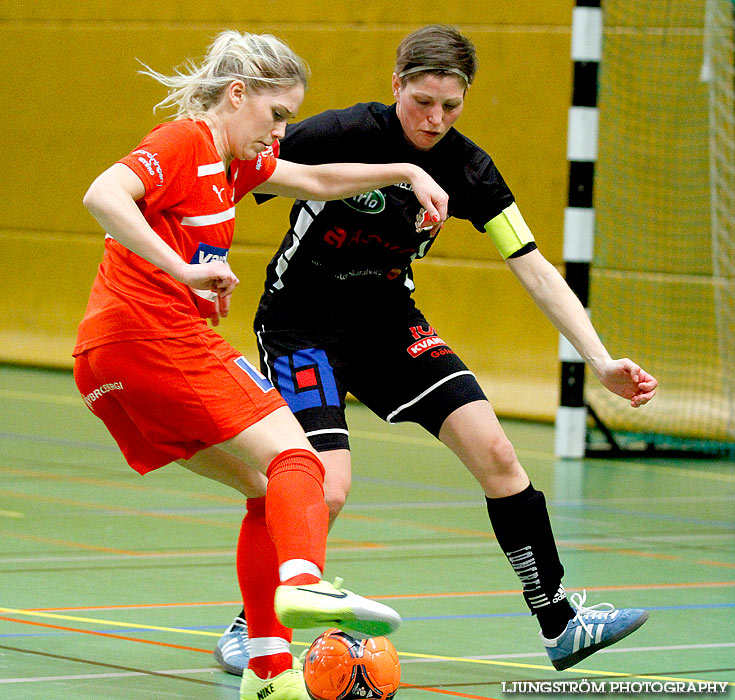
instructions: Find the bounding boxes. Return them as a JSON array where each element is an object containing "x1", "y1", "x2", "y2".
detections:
[
  {"x1": 401, "y1": 642, "x2": 735, "y2": 664},
  {"x1": 4, "y1": 643, "x2": 735, "y2": 682},
  {"x1": 3, "y1": 581, "x2": 732, "y2": 617}
]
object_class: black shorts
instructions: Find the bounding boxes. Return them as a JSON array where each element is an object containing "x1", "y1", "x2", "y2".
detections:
[{"x1": 255, "y1": 308, "x2": 486, "y2": 451}]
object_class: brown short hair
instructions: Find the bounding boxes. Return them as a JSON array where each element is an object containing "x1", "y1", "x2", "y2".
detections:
[{"x1": 395, "y1": 25, "x2": 478, "y2": 87}]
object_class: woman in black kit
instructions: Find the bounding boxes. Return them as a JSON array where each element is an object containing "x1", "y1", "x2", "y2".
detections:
[{"x1": 215, "y1": 24, "x2": 657, "y2": 677}]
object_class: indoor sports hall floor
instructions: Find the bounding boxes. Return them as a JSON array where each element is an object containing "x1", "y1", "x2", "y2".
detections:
[{"x1": 0, "y1": 364, "x2": 733, "y2": 699}]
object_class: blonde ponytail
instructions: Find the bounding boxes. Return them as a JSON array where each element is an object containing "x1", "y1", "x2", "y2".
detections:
[{"x1": 139, "y1": 30, "x2": 309, "y2": 119}]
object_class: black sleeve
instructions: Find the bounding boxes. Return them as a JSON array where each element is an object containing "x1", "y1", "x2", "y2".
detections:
[
  {"x1": 464, "y1": 156, "x2": 516, "y2": 233},
  {"x1": 252, "y1": 109, "x2": 346, "y2": 205}
]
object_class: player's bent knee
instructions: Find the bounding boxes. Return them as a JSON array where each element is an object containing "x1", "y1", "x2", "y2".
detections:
[
  {"x1": 324, "y1": 488, "x2": 349, "y2": 522},
  {"x1": 488, "y1": 435, "x2": 519, "y2": 471}
]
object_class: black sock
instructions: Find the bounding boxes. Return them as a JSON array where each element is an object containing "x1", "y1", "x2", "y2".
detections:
[{"x1": 486, "y1": 484, "x2": 574, "y2": 638}]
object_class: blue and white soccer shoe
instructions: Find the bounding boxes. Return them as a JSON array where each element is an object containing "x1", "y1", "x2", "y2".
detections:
[
  {"x1": 214, "y1": 616, "x2": 250, "y2": 676},
  {"x1": 541, "y1": 591, "x2": 649, "y2": 671}
]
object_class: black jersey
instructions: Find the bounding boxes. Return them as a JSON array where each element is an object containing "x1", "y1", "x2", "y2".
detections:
[{"x1": 255, "y1": 102, "x2": 515, "y2": 327}]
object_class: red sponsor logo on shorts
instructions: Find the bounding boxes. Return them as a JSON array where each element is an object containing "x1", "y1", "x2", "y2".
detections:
[{"x1": 407, "y1": 336, "x2": 448, "y2": 358}]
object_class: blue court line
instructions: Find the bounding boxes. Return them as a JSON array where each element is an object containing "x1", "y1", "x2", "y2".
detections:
[
  {"x1": 2, "y1": 604, "x2": 733, "y2": 639},
  {"x1": 335, "y1": 476, "x2": 735, "y2": 529},
  {"x1": 401, "y1": 602, "x2": 735, "y2": 622},
  {"x1": 2, "y1": 430, "x2": 733, "y2": 528}
]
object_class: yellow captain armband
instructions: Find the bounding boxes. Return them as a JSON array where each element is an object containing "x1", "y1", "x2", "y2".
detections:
[{"x1": 484, "y1": 202, "x2": 535, "y2": 259}]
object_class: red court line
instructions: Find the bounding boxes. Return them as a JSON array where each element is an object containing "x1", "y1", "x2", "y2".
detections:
[
  {"x1": 27, "y1": 580, "x2": 735, "y2": 612},
  {"x1": 0, "y1": 465, "x2": 244, "y2": 505},
  {"x1": 1, "y1": 615, "x2": 498, "y2": 699},
  {"x1": 696, "y1": 559, "x2": 735, "y2": 568},
  {"x1": 0, "y1": 489, "x2": 238, "y2": 530},
  {"x1": 561, "y1": 541, "x2": 733, "y2": 568},
  {"x1": 0, "y1": 616, "x2": 211, "y2": 654},
  {"x1": 400, "y1": 682, "x2": 501, "y2": 699},
  {"x1": 1, "y1": 531, "x2": 144, "y2": 556}
]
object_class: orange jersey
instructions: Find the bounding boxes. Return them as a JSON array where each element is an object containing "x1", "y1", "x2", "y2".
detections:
[{"x1": 73, "y1": 119, "x2": 277, "y2": 355}]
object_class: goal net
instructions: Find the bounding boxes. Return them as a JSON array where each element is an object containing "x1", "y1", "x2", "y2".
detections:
[{"x1": 585, "y1": 0, "x2": 735, "y2": 454}]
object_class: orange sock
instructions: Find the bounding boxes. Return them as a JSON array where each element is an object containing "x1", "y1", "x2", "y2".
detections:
[
  {"x1": 265, "y1": 449, "x2": 329, "y2": 582},
  {"x1": 238, "y1": 497, "x2": 292, "y2": 678}
]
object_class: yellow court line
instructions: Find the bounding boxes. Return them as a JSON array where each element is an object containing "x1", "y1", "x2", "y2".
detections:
[
  {"x1": 1, "y1": 606, "x2": 732, "y2": 686},
  {"x1": 0, "y1": 510, "x2": 23, "y2": 519},
  {"x1": 0, "y1": 389, "x2": 82, "y2": 407},
  {"x1": 0, "y1": 606, "x2": 221, "y2": 638}
]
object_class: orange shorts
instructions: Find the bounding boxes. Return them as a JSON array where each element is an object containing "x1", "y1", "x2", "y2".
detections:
[{"x1": 73, "y1": 331, "x2": 287, "y2": 474}]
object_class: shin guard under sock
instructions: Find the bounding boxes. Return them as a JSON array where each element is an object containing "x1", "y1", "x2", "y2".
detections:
[
  {"x1": 486, "y1": 484, "x2": 574, "y2": 637},
  {"x1": 265, "y1": 448, "x2": 329, "y2": 578}
]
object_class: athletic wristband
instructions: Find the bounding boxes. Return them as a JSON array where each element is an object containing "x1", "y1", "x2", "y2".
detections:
[{"x1": 484, "y1": 202, "x2": 535, "y2": 259}]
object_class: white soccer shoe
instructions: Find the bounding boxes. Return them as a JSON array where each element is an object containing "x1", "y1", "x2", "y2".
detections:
[{"x1": 274, "y1": 577, "x2": 401, "y2": 637}]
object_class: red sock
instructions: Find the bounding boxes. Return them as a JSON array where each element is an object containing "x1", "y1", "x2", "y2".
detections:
[
  {"x1": 248, "y1": 653, "x2": 293, "y2": 680},
  {"x1": 265, "y1": 449, "x2": 329, "y2": 582},
  {"x1": 238, "y1": 497, "x2": 292, "y2": 678}
]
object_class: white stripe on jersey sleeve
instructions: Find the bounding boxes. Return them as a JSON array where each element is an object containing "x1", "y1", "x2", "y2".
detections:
[
  {"x1": 181, "y1": 207, "x2": 235, "y2": 227},
  {"x1": 197, "y1": 162, "x2": 225, "y2": 176}
]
